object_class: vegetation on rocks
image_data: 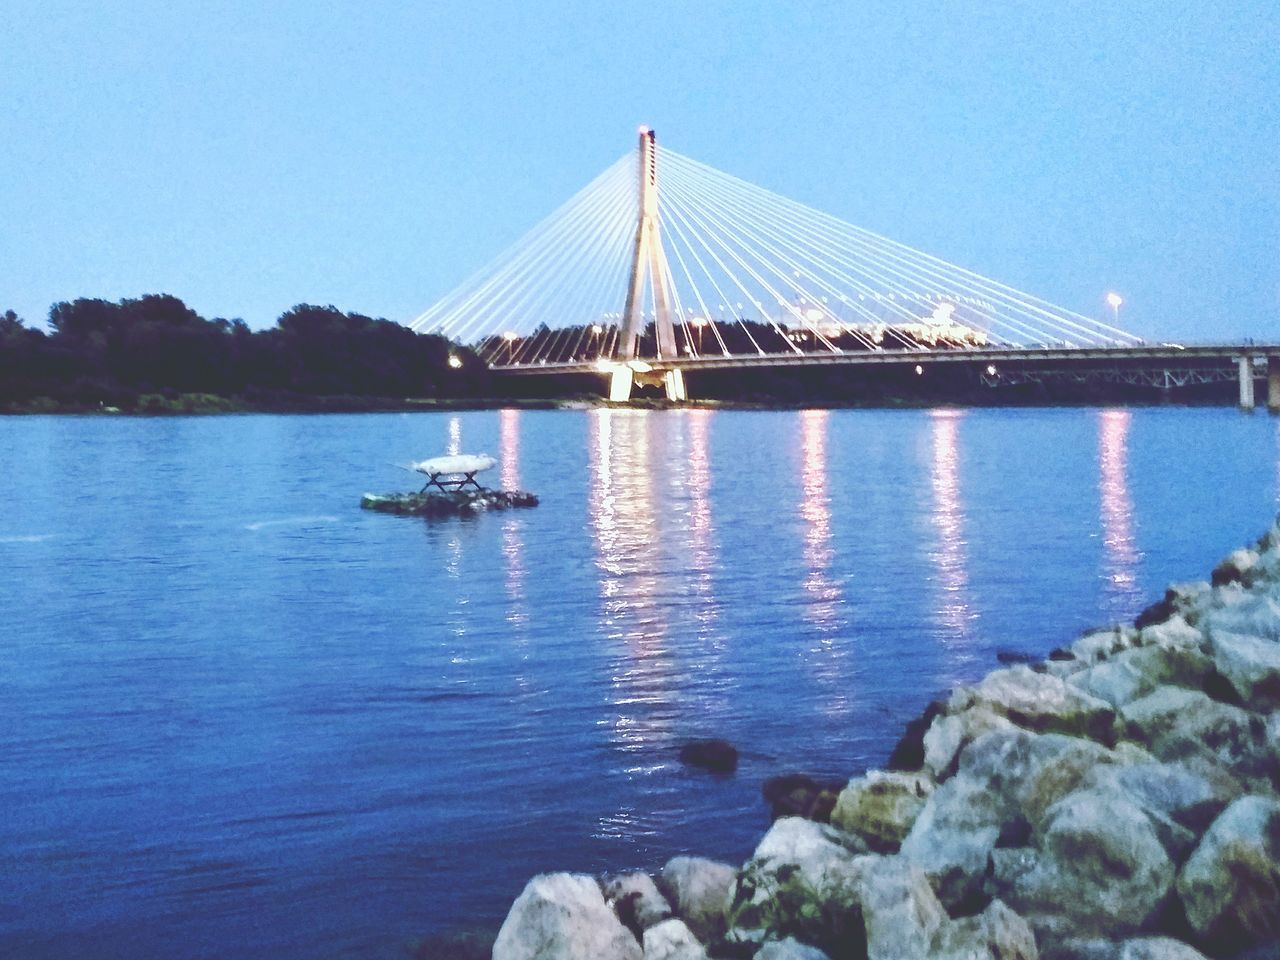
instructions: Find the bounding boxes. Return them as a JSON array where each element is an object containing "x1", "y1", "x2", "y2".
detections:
[{"x1": 491, "y1": 520, "x2": 1280, "y2": 959}]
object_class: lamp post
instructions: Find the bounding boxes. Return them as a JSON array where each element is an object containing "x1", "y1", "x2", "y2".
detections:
[
  {"x1": 1105, "y1": 292, "x2": 1124, "y2": 325},
  {"x1": 691, "y1": 316, "x2": 706, "y2": 354},
  {"x1": 591, "y1": 323, "x2": 603, "y2": 357},
  {"x1": 503, "y1": 331, "x2": 518, "y2": 363}
]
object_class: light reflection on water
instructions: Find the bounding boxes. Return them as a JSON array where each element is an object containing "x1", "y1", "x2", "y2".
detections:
[
  {"x1": 1098, "y1": 409, "x2": 1142, "y2": 615},
  {"x1": 796, "y1": 410, "x2": 852, "y2": 719},
  {"x1": 589, "y1": 411, "x2": 677, "y2": 796},
  {"x1": 3, "y1": 407, "x2": 1279, "y2": 960},
  {"x1": 798, "y1": 410, "x2": 844, "y2": 633},
  {"x1": 928, "y1": 409, "x2": 974, "y2": 645},
  {"x1": 500, "y1": 409, "x2": 527, "y2": 632}
]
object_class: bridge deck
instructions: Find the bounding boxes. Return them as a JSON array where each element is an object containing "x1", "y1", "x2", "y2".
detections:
[{"x1": 493, "y1": 344, "x2": 1280, "y2": 377}]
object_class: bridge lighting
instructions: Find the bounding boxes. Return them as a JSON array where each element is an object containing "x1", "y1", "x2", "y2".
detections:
[
  {"x1": 805, "y1": 307, "x2": 825, "y2": 323},
  {"x1": 1105, "y1": 292, "x2": 1124, "y2": 324},
  {"x1": 591, "y1": 323, "x2": 603, "y2": 334},
  {"x1": 930, "y1": 303, "x2": 956, "y2": 325},
  {"x1": 447, "y1": 354, "x2": 463, "y2": 369},
  {"x1": 986, "y1": 364, "x2": 997, "y2": 376},
  {"x1": 915, "y1": 365, "x2": 924, "y2": 376},
  {"x1": 690, "y1": 317, "x2": 707, "y2": 352}
]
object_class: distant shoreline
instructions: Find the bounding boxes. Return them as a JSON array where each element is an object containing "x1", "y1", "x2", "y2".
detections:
[{"x1": 0, "y1": 392, "x2": 1258, "y2": 416}]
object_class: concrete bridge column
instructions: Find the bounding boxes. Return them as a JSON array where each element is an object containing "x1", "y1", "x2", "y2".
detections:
[
  {"x1": 608, "y1": 367, "x2": 634, "y2": 403},
  {"x1": 1238, "y1": 355, "x2": 1256, "y2": 411},
  {"x1": 1268, "y1": 357, "x2": 1280, "y2": 413},
  {"x1": 663, "y1": 369, "x2": 687, "y2": 402}
]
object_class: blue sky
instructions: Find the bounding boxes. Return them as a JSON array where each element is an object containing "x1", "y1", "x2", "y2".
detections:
[{"x1": 2, "y1": 0, "x2": 1276, "y2": 340}]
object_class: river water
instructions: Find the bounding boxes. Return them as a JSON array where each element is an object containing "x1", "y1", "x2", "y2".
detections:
[{"x1": 2, "y1": 406, "x2": 1278, "y2": 959}]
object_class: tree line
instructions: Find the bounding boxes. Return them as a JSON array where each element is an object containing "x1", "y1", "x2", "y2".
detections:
[{"x1": 0, "y1": 296, "x2": 492, "y2": 410}]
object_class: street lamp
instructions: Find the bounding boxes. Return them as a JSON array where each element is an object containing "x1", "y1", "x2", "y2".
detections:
[
  {"x1": 691, "y1": 316, "x2": 707, "y2": 353},
  {"x1": 503, "y1": 330, "x2": 518, "y2": 363},
  {"x1": 1105, "y1": 292, "x2": 1124, "y2": 324}
]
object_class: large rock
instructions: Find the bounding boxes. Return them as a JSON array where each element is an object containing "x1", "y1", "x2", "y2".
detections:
[
  {"x1": 1119, "y1": 687, "x2": 1272, "y2": 785},
  {"x1": 1072, "y1": 626, "x2": 1141, "y2": 664},
  {"x1": 603, "y1": 871, "x2": 673, "y2": 936},
  {"x1": 678, "y1": 738, "x2": 739, "y2": 774},
  {"x1": 900, "y1": 729, "x2": 1109, "y2": 907},
  {"x1": 727, "y1": 818, "x2": 873, "y2": 953},
  {"x1": 1068, "y1": 644, "x2": 1213, "y2": 709},
  {"x1": 641, "y1": 918, "x2": 707, "y2": 960},
  {"x1": 858, "y1": 857, "x2": 947, "y2": 960},
  {"x1": 493, "y1": 872, "x2": 643, "y2": 960},
  {"x1": 1004, "y1": 732, "x2": 1125, "y2": 827},
  {"x1": 1005, "y1": 789, "x2": 1175, "y2": 942},
  {"x1": 1202, "y1": 593, "x2": 1280, "y2": 642},
  {"x1": 1212, "y1": 548, "x2": 1260, "y2": 588},
  {"x1": 762, "y1": 773, "x2": 843, "y2": 822},
  {"x1": 1206, "y1": 628, "x2": 1280, "y2": 711},
  {"x1": 922, "y1": 704, "x2": 1018, "y2": 779},
  {"x1": 1119, "y1": 939, "x2": 1211, "y2": 960},
  {"x1": 950, "y1": 665, "x2": 1117, "y2": 744},
  {"x1": 900, "y1": 771, "x2": 1007, "y2": 909},
  {"x1": 1041, "y1": 938, "x2": 1209, "y2": 960},
  {"x1": 1138, "y1": 616, "x2": 1207, "y2": 653},
  {"x1": 829, "y1": 770, "x2": 932, "y2": 852},
  {"x1": 1135, "y1": 583, "x2": 1211, "y2": 631},
  {"x1": 658, "y1": 857, "x2": 736, "y2": 944},
  {"x1": 886, "y1": 698, "x2": 947, "y2": 773},
  {"x1": 1176, "y1": 795, "x2": 1280, "y2": 954},
  {"x1": 1079, "y1": 762, "x2": 1238, "y2": 862},
  {"x1": 754, "y1": 938, "x2": 832, "y2": 959},
  {"x1": 930, "y1": 899, "x2": 1039, "y2": 960}
]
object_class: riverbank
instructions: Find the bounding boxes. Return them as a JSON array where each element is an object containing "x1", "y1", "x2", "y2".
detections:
[
  {"x1": 0, "y1": 391, "x2": 1256, "y2": 415},
  {"x1": 0, "y1": 393, "x2": 582, "y2": 415},
  {"x1": 491, "y1": 522, "x2": 1280, "y2": 960}
]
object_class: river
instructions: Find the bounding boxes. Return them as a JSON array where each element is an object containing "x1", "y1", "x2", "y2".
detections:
[{"x1": 2, "y1": 406, "x2": 1277, "y2": 959}]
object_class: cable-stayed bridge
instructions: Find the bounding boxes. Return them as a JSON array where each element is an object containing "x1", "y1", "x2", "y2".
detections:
[{"x1": 412, "y1": 129, "x2": 1279, "y2": 408}]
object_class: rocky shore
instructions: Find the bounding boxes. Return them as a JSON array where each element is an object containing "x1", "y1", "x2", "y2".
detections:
[
  {"x1": 360, "y1": 489, "x2": 538, "y2": 517},
  {"x1": 491, "y1": 522, "x2": 1280, "y2": 960}
]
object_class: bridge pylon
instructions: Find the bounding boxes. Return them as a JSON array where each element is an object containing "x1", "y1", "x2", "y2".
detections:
[{"x1": 613, "y1": 126, "x2": 685, "y2": 403}]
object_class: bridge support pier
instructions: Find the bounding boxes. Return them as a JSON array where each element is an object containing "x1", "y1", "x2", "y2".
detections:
[
  {"x1": 608, "y1": 368, "x2": 634, "y2": 403},
  {"x1": 663, "y1": 369, "x2": 687, "y2": 402},
  {"x1": 1238, "y1": 356, "x2": 1256, "y2": 411},
  {"x1": 605, "y1": 366, "x2": 687, "y2": 403},
  {"x1": 1268, "y1": 357, "x2": 1280, "y2": 413}
]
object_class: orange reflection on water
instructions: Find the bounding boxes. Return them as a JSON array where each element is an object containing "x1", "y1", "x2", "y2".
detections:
[
  {"x1": 1098, "y1": 409, "x2": 1140, "y2": 605},
  {"x1": 588, "y1": 410, "x2": 675, "y2": 795},
  {"x1": 928, "y1": 410, "x2": 972, "y2": 641}
]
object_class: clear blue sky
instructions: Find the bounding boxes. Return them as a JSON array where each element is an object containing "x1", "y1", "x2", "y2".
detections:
[{"x1": 2, "y1": 0, "x2": 1276, "y2": 340}]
